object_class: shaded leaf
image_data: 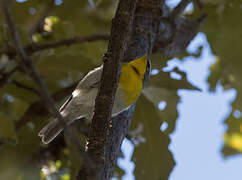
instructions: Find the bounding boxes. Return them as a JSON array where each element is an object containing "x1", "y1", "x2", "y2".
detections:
[
  {"x1": 143, "y1": 86, "x2": 179, "y2": 134},
  {"x1": 149, "y1": 67, "x2": 200, "y2": 91},
  {"x1": 0, "y1": 114, "x2": 17, "y2": 144},
  {"x1": 131, "y1": 95, "x2": 175, "y2": 180}
]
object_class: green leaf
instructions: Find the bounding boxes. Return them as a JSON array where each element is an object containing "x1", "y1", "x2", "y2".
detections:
[
  {"x1": 143, "y1": 86, "x2": 179, "y2": 134},
  {"x1": 131, "y1": 95, "x2": 175, "y2": 180},
  {"x1": 0, "y1": 113, "x2": 17, "y2": 144},
  {"x1": 149, "y1": 67, "x2": 200, "y2": 91}
]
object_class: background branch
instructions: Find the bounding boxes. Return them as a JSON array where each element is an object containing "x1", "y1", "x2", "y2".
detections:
[
  {"x1": 0, "y1": 66, "x2": 18, "y2": 87},
  {"x1": 169, "y1": 0, "x2": 192, "y2": 22},
  {"x1": 0, "y1": 34, "x2": 110, "y2": 57},
  {"x1": 15, "y1": 82, "x2": 77, "y2": 131},
  {"x1": 28, "y1": 0, "x2": 55, "y2": 39},
  {"x1": 11, "y1": 79, "x2": 40, "y2": 96},
  {"x1": 1, "y1": 0, "x2": 85, "y2": 157}
]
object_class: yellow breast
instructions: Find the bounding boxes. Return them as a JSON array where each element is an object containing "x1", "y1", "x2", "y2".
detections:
[{"x1": 119, "y1": 55, "x2": 147, "y2": 106}]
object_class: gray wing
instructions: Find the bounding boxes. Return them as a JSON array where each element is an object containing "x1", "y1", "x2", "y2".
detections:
[
  {"x1": 76, "y1": 65, "x2": 103, "y2": 89},
  {"x1": 59, "y1": 65, "x2": 102, "y2": 113}
]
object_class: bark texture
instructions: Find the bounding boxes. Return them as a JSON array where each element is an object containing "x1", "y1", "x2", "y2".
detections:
[{"x1": 78, "y1": 0, "x2": 205, "y2": 179}]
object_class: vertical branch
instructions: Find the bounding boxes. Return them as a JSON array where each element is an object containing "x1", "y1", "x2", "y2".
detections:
[
  {"x1": 78, "y1": 0, "x2": 164, "y2": 179},
  {"x1": 78, "y1": 0, "x2": 139, "y2": 179}
]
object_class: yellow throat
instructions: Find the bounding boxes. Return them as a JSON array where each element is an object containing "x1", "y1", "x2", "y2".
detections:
[{"x1": 119, "y1": 55, "x2": 148, "y2": 106}]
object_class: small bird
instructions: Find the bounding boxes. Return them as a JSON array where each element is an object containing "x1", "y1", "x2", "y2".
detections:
[{"x1": 39, "y1": 54, "x2": 149, "y2": 144}]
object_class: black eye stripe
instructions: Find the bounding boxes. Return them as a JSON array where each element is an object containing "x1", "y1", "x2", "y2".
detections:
[{"x1": 131, "y1": 65, "x2": 140, "y2": 75}]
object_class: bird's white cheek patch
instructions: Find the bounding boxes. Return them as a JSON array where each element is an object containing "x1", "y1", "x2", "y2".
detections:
[{"x1": 72, "y1": 89, "x2": 81, "y2": 98}]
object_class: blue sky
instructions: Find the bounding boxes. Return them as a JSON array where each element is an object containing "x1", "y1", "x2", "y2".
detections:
[
  {"x1": 169, "y1": 33, "x2": 242, "y2": 180},
  {"x1": 117, "y1": 31, "x2": 242, "y2": 180}
]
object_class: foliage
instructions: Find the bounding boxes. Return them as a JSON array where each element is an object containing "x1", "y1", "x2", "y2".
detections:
[
  {"x1": 196, "y1": 0, "x2": 242, "y2": 156},
  {"x1": 0, "y1": 0, "x2": 241, "y2": 179}
]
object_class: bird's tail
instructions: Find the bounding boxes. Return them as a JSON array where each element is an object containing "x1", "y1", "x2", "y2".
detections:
[{"x1": 38, "y1": 119, "x2": 63, "y2": 144}]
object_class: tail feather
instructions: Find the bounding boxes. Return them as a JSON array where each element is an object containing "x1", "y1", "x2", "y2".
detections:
[{"x1": 38, "y1": 119, "x2": 63, "y2": 144}]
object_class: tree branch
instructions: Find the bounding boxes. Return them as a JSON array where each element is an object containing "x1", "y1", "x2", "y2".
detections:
[
  {"x1": 0, "y1": 66, "x2": 18, "y2": 88},
  {"x1": 78, "y1": 0, "x2": 139, "y2": 179},
  {"x1": 11, "y1": 79, "x2": 40, "y2": 96},
  {"x1": 0, "y1": 34, "x2": 110, "y2": 57},
  {"x1": 15, "y1": 82, "x2": 77, "y2": 131},
  {"x1": 28, "y1": 0, "x2": 55, "y2": 39},
  {"x1": 169, "y1": 0, "x2": 192, "y2": 22},
  {"x1": 78, "y1": 0, "x2": 164, "y2": 179}
]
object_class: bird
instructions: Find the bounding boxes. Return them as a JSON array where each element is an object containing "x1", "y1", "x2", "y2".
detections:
[{"x1": 39, "y1": 54, "x2": 150, "y2": 144}]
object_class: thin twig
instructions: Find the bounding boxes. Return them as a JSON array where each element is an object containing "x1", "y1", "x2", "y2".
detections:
[
  {"x1": 169, "y1": 0, "x2": 192, "y2": 22},
  {"x1": 0, "y1": 34, "x2": 110, "y2": 57},
  {"x1": 15, "y1": 82, "x2": 77, "y2": 131},
  {"x1": 28, "y1": 0, "x2": 55, "y2": 39},
  {"x1": 0, "y1": 66, "x2": 18, "y2": 88},
  {"x1": 12, "y1": 79, "x2": 40, "y2": 96},
  {"x1": 194, "y1": 0, "x2": 203, "y2": 9}
]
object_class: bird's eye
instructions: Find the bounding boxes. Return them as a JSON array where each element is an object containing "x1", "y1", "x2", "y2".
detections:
[{"x1": 131, "y1": 65, "x2": 140, "y2": 76}]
